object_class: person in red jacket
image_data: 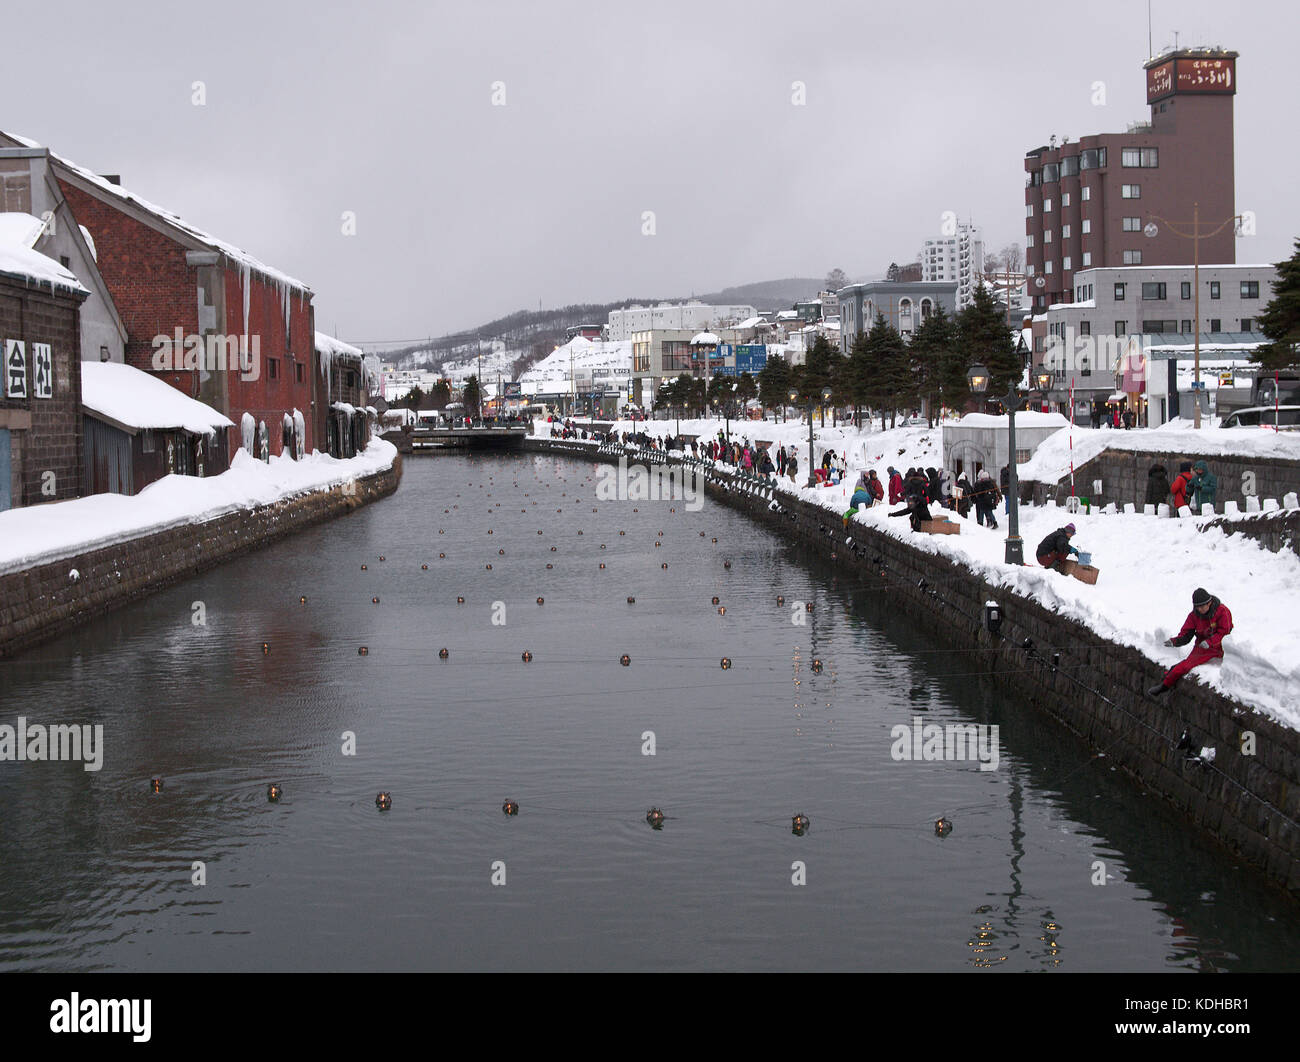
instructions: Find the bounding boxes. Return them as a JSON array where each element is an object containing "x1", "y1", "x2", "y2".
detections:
[
  {"x1": 887, "y1": 466, "x2": 904, "y2": 504},
  {"x1": 1170, "y1": 462, "x2": 1195, "y2": 514},
  {"x1": 1147, "y1": 588, "x2": 1232, "y2": 696}
]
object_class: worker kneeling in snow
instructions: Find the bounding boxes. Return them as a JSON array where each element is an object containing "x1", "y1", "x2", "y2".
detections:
[
  {"x1": 1035, "y1": 523, "x2": 1079, "y2": 572},
  {"x1": 1147, "y1": 588, "x2": 1232, "y2": 697}
]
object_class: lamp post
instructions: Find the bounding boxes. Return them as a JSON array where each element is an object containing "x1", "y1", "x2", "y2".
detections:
[
  {"x1": 968, "y1": 364, "x2": 1029, "y2": 565},
  {"x1": 1144, "y1": 204, "x2": 1243, "y2": 429}
]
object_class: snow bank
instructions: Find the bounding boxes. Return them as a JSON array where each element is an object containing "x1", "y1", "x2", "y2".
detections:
[
  {"x1": 1019, "y1": 424, "x2": 1300, "y2": 483},
  {"x1": 0, "y1": 439, "x2": 397, "y2": 575},
  {"x1": 81, "y1": 361, "x2": 233, "y2": 435}
]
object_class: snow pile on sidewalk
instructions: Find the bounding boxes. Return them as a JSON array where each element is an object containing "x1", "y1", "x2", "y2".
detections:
[
  {"x1": 0, "y1": 439, "x2": 397, "y2": 574},
  {"x1": 818, "y1": 484, "x2": 1300, "y2": 728},
  {"x1": 1019, "y1": 424, "x2": 1300, "y2": 484}
]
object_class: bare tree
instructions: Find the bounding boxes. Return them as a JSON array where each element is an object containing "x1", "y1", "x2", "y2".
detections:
[
  {"x1": 824, "y1": 267, "x2": 848, "y2": 291},
  {"x1": 998, "y1": 243, "x2": 1024, "y2": 273}
]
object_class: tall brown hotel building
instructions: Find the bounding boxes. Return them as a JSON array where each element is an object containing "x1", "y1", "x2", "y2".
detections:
[{"x1": 1024, "y1": 48, "x2": 1237, "y2": 313}]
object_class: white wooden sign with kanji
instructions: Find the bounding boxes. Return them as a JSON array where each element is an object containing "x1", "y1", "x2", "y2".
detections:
[
  {"x1": 32, "y1": 343, "x2": 53, "y2": 399},
  {"x1": 4, "y1": 339, "x2": 26, "y2": 398}
]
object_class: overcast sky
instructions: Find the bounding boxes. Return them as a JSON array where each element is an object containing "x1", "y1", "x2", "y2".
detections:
[{"x1": 4, "y1": 0, "x2": 1292, "y2": 348}]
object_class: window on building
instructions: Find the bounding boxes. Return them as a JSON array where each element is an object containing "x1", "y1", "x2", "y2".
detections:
[
  {"x1": 1080, "y1": 321, "x2": 1091, "y2": 335},
  {"x1": 1123, "y1": 249, "x2": 1143, "y2": 265},
  {"x1": 1082, "y1": 251, "x2": 1092, "y2": 267},
  {"x1": 1142, "y1": 320, "x2": 1177, "y2": 332},
  {"x1": 1180, "y1": 320, "x2": 1192, "y2": 333},
  {"x1": 60, "y1": 255, "x2": 70, "y2": 268},
  {"x1": 1080, "y1": 148, "x2": 1100, "y2": 170},
  {"x1": 1121, "y1": 147, "x2": 1159, "y2": 167},
  {"x1": 1062, "y1": 224, "x2": 1071, "y2": 238},
  {"x1": 268, "y1": 358, "x2": 280, "y2": 380},
  {"x1": 1209, "y1": 318, "x2": 1222, "y2": 332},
  {"x1": 1045, "y1": 260, "x2": 1054, "y2": 274},
  {"x1": 1081, "y1": 219, "x2": 1091, "y2": 234},
  {"x1": 1121, "y1": 184, "x2": 1141, "y2": 198},
  {"x1": 1081, "y1": 186, "x2": 1091, "y2": 201},
  {"x1": 1080, "y1": 357, "x2": 1091, "y2": 377},
  {"x1": 1035, "y1": 336, "x2": 1045, "y2": 353},
  {"x1": 1122, "y1": 216, "x2": 1142, "y2": 231},
  {"x1": 1061, "y1": 157, "x2": 1079, "y2": 177},
  {"x1": 1044, "y1": 199, "x2": 1053, "y2": 213},
  {"x1": 1063, "y1": 257, "x2": 1072, "y2": 270},
  {"x1": 1062, "y1": 192, "x2": 1072, "y2": 207},
  {"x1": 1181, "y1": 281, "x2": 1191, "y2": 299},
  {"x1": 1141, "y1": 282, "x2": 1167, "y2": 300},
  {"x1": 1026, "y1": 203, "x2": 1034, "y2": 217},
  {"x1": 1026, "y1": 234, "x2": 1034, "y2": 247},
  {"x1": 1114, "y1": 283, "x2": 1126, "y2": 300},
  {"x1": 1045, "y1": 229, "x2": 1053, "y2": 243},
  {"x1": 1241, "y1": 280, "x2": 1260, "y2": 299},
  {"x1": 1115, "y1": 321, "x2": 1127, "y2": 336},
  {"x1": 1043, "y1": 164, "x2": 1059, "y2": 184},
  {"x1": 1241, "y1": 318, "x2": 1254, "y2": 331},
  {"x1": 295, "y1": 362, "x2": 304, "y2": 384},
  {"x1": 1209, "y1": 281, "x2": 1220, "y2": 299}
]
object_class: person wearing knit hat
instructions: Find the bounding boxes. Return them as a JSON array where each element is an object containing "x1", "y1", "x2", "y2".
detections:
[
  {"x1": 1035, "y1": 523, "x2": 1080, "y2": 572},
  {"x1": 1147, "y1": 588, "x2": 1233, "y2": 697}
]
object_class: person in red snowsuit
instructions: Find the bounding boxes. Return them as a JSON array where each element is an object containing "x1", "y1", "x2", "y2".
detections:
[
  {"x1": 1148, "y1": 588, "x2": 1232, "y2": 696},
  {"x1": 1170, "y1": 462, "x2": 1195, "y2": 513}
]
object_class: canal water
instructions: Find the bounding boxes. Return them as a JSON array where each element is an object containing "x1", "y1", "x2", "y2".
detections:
[{"x1": 1, "y1": 451, "x2": 1296, "y2": 972}]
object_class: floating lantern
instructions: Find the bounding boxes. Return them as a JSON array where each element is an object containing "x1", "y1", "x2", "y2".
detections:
[
  {"x1": 720, "y1": 658, "x2": 732, "y2": 669},
  {"x1": 358, "y1": 646, "x2": 369, "y2": 656},
  {"x1": 457, "y1": 596, "x2": 465, "y2": 604},
  {"x1": 711, "y1": 597, "x2": 720, "y2": 605},
  {"x1": 805, "y1": 603, "x2": 814, "y2": 613},
  {"x1": 711, "y1": 538, "x2": 717, "y2": 544},
  {"x1": 811, "y1": 659, "x2": 823, "y2": 673},
  {"x1": 439, "y1": 553, "x2": 445, "y2": 559},
  {"x1": 717, "y1": 607, "x2": 726, "y2": 615},
  {"x1": 486, "y1": 564, "x2": 493, "y2": 570},
  {"x1": 536, "y1": 597, "x2": 544, "y2": 605},
  {"x1": 626, "y1": 597, "x2": 635, "y2": 604},
  {"x1": 498, "y1": 549, "x2": 505, "y2": 555},
  {"x1": 538, "y1": 531, "x2": 543, "y2": 535},
  {"x1": 600, "y1": 544, "x2": 606, "y2": 550},
  {"x1": 777, "y1": 596, "x2": 784, "y2": 606},
  {"x1": 792, "y1": 813, "x2": 810, "y2": 836},
  {"x1": 372, "y1": 597, "x2": 380, "y2": 604},
  {"x1": 261, "y1": 643, "x2": 270, "y2": 654},
  {"x1": 620, "y1": 654, "x2": 631, "y2": 666},
  {"x1": 550, "y1": 546, "x2": 556, "y2": 552},
  {"x1": 619, "y1": 531, "x2": 625, "y2": 536},
  {"x1": 699, "y1": 532, "x2": 705, "y2": 537},
  {"x1": 150, "y1": 778, "x2": 164, "y2": 793},
  {"x1": 723, "y1": 561, "x2": 731, "y2": 569},
  {"x1": 661, "y1": 563, "x2": 668, "y2": 569},
  {"x1": 439, "y1": 648, "x2": 449, "y2": 659},
  {"x1": 376, "y1": 792, "x2": 392, "y2": 811},
  {"x1": 578, "y1": 531, "x2": 583, "y2": 536},
  {"x1": 646, "y1": 807, "x2": 664, "y2": 828},
  {"x1": 546, "y1": 563, "x2": 553, "y2": 569},
  {"x1": 360, "y1": 564, "x2": 367, "y2": 571},
  {"x1": 300, "y1": 596, "x2": 308, "y2": 604},
  {"x1": 267, "y1": 783, "x2": 282, "y2": 802},
  {"x1": 935, "y1": 817, "x2": 953, "y2": 836},
  {"x1": 379, "y1": 556, "x2": 385, "y2": 562},
  {"x1": 521, "y1": 651, "x2": 533, "y2": 662},
  {"x1": 421, "y1": 564, "x2": 428, "y2": 571},
  {"x1": 488, "y1": 530, "x2": 493, "y2": 535},
  {"x1": 439, "y1": 529, "x2": 445, "y2": 534},
  {"x1": 502, "y1": 799, "x2": 519, "y2": 816}
]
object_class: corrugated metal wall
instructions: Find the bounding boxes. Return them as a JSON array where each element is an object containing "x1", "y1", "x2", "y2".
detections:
[{"x1": 83, "y1": 417, "x2": 133, "y2": 495}]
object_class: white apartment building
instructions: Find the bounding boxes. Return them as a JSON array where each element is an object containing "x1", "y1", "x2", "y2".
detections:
[
  {"x1": 920, "y1": 223, "x2": 985, "y2": 309},
  {"x1": 607, "y1": 302, "x2": 756, "y2": 342}
]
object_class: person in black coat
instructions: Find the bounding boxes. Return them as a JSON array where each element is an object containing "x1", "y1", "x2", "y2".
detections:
[
  {"x1": 1145, "y1": 464, "x2": 1170, "y2": 509},
  {"x1": 1036, "y1": 523, "x2": 1080, "y2": 572},
  {"x1": 926, "y1": 467, "x2": 942, "y2": 506}
]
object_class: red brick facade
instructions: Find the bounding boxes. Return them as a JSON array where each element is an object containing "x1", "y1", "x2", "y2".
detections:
[{"x1": 57, "y1": 178, "x2": 317, "y2": 463}]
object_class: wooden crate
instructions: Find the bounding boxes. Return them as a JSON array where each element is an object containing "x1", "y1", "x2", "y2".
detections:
[{"x1": 920, "y1": 518, "x2": 960, "y2": 535}]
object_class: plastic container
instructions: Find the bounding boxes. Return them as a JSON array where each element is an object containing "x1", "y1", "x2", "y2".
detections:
[{"x1": 1076, "y1": 551, "x2": 1092, "y2": 566}]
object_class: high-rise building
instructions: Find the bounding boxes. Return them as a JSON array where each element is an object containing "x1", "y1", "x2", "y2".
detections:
[
  {"x1": 920, "y1": 224, "x2": 984, "y2": 308},
  {"x1": 1023, "y1": 47, "x2": 1237, "y2": 313}
]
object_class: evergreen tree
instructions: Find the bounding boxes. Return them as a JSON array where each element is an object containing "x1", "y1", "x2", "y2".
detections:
[
  {"x1": 858, "y1": 313, "x2": 911, "y2": 429},
  {"x1": 404, "y1": 385, "x2": 426, "y2": 411},
  {"x1": 800, "y1": 334, "x2": 840, "y2": 425},
  {"x1": 958, "y1": 284, "x2": 1021, "y2": 403},
  {"x1": 461, "y1": 375, "x2": 482, "y2": 418},
  {"x1": 910, "y1": 305, "x2": 963, "y2": 425},
  {"x1": 1252, "y1": 237, "x2": 1300, "y2": 371},
  {"x1": 430, "y1": 379, "x2": 452, "y2": 409},
  {"x1": 757, "y1": 354, "x2": 792, "y2": 418},
  {"x1": 735, "y1": 371, "x2": 758, "y2": 409}
]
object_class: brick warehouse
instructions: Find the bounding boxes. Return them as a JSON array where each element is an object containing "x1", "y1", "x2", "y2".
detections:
[
  {"x1": 0, "y1": 214, "x2": 89, "y2": 509},
  {"x1": 0, "y1": 132, "x2": 320, "y2": 465}
]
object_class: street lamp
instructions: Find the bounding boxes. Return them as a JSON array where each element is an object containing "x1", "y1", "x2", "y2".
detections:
[
  {"x1": 789, "y1": 387, "x2": 818, "y2": 488},
  {"x1": 968, "y1": 365, "x2": 1026, "y2": 565},
  {"x1": 1144, "y1": 203, "x2": 1243, "y2": 429}
]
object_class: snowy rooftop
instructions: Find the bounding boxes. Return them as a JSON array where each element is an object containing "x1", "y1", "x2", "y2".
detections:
[
  {"x1": 3, "y1": 130, "x2": 310, "y2": 296},
  {"x1": 0, "y1": 212, "x2": 90, "y2": 296},
  {"x1": 81, "y1": 362, "x2": 233, "y2": 435},
  {"x1": 957, "y1": 411, "x2": 1070, "y2": 429},
  {"x1": 315, "y1": 331, "x2": 364, "y2": 361},
  {"x1": 691, "y1": 331, "x2": 719, "y2": 345}
]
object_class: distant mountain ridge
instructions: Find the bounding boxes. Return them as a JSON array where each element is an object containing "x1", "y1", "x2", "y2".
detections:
[{"x1": 383, "y1": 276, "x2": 863, "y2": 373}]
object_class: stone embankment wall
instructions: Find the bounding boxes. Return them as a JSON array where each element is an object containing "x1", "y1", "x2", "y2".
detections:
[
  {"x1": 527, "y1": 437, "x2": 1300, "y2": 896},
  {"x1": 0, "y1": 457, "x2": 401, "y2": 658}
]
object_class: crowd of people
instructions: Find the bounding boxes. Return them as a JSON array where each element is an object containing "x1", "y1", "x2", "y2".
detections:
[{"x1": 1147, "y1": 460, "x2": 1218, "y2": 514}]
